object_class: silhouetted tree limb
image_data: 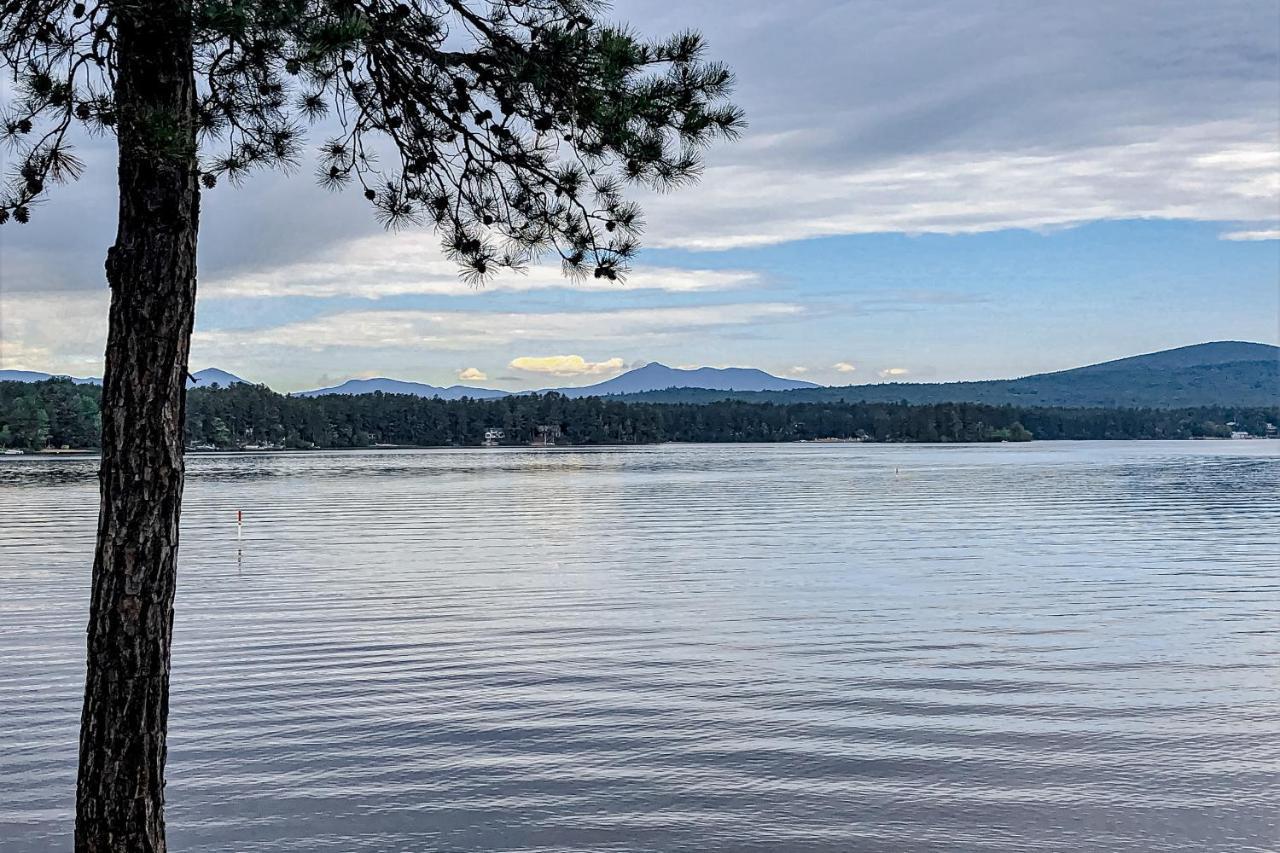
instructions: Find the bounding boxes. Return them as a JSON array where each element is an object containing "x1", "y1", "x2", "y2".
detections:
[{"x1": 3, "y1": 0, "x2": 743, "y2": 278}]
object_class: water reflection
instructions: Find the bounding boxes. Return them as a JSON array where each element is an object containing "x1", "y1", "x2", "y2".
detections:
[{"x1": 2, "y1": 441, "x2": 1278, "y2": 852}]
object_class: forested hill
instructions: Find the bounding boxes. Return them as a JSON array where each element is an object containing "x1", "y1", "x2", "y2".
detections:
[
  {"x1": 609, "y1": 342, "x2": 1280, "y2": 407},
  {"x1": 2, "y1": 379, "x2": 1276, "y2": 451}
]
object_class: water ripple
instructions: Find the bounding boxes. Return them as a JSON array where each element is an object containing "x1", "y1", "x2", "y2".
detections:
[{"x1": 2, "y1": 441, "x2": 1278, "y2": 852}]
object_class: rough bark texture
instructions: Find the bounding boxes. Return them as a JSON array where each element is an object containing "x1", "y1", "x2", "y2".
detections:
[{"x1": 75, "y1": 2, "x2": 198, "y2": 851}]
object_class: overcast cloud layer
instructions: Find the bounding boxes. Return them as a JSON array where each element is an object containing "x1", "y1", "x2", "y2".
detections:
[{"x1": 1, "y1": 0, "x2": 1277, "y2": 389}]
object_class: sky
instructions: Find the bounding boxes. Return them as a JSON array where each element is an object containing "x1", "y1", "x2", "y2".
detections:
[{"x1": 1, "y1": 0, "x2": 1278, "y2": 392}]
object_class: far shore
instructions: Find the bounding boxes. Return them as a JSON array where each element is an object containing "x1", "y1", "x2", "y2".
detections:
[{"x1": 3, "y1": 434, "x2": 1275, "y2": 459}]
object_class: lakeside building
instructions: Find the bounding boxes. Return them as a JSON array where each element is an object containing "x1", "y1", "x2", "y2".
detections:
[{"x1": 533, "y1": 425, "x2": 562, "y2": 447}]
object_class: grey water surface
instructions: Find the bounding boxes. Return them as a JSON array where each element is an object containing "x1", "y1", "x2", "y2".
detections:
[{"x1": 2, "y1": 442, "x2": 1278, "y2": 852}]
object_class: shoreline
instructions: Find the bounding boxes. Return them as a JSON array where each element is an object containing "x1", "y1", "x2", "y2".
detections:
[{"x1": 2, "y1": 434, "x2": 1274, "y2": 458}]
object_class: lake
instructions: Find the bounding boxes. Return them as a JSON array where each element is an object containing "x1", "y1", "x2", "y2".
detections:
[{"x1": 2, "y1": 442, "x2": 1278, "y2": 852}]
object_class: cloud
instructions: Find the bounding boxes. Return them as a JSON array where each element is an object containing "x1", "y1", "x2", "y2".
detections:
[
  {"x1": 833, "y1": 362, "x2": 857, "y2": 373},
  {"x1": 878, "y1": 367, "x2": 911, "y2": 378},
  {"x1": 0, "y1": 290, "x2": 108, "y2": 375},
  {"x1": 787, "y1": 366, "x2": 809, "y2": 375},
  {"x1": 640, "y1": 121, "x2": 1280, "y2": 250},
  {"x1": 191, "y1": 302, "x2": 804, "y2": 360},
  {"x1": 199, "y1": 234, "x2": 761, "y2": 300},
  {"x1": 1220, "y1": 228, "x2": 1280, "y2": 241},
  {"x1": 509, "y1": 355, "x2": 627, "y2": 377},
  {"x1": 626, "y1": 0, "x2": 1280, "y2": 248},
  {"x1": 1, "y1": 291, "x2": 806, "y2": 385},
  {"x1": 457, "y1": 367, "x2": 488, "y2": 381},
  {"x1": 4, "y1": 0, "x2": 1277, "y2": 299},
  {"x1": 0, "y1": 337, "x2": 55, "y2": 370}
]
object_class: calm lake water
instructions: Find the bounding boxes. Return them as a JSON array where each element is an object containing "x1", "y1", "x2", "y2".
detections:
[{"x1": 2, "y1": 442, "x2": 1278, "y2": 852}]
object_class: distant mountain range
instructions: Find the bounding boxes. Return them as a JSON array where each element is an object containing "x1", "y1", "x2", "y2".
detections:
[
  {"x1": 295, "y1": 377, "x2": 508, "y2": 400},
  {"x1": 5, "y1": 342, "x2": 1276, "y2": 408},
  {"x1": 0, "y1": 369, "x2": 102, "y2": 385},
  {"x1": 292, "y1": 362, "x2": 815, "y2": 399},
  {"x1": 611, "y1": 341, "x2": 1279, "y2": 408},
  {"x1": 0, "y1": 367, "x2": 246, "y2": 388}
]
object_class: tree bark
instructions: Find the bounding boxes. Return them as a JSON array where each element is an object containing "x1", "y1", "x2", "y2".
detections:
[{"x1": 75, "y1": 2, "x2": 198, "y2": 851}]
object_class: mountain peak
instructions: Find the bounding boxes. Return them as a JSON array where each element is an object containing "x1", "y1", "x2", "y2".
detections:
[
  {"x1": 188, "y1": 367, "x2": 248, "y2": 388},
  {"x1": 549, "y1": 362, "x2": 821, "y2": 397}
]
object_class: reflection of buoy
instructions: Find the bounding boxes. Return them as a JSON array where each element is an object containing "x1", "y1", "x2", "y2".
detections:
[{"x1": 237, "y1": 509, "x2": 243, "y2": 544}]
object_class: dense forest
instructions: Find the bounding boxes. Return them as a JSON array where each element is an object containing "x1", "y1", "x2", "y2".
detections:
[
  {"x1": 2, "y1": 379, "x2": 1276, "y2": 451},
  {"x1": 0, "y1": 379, "x2": 103, "y2": 450}
]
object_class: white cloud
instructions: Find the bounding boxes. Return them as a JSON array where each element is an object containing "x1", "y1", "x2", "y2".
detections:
[
  {"x1": 509, "y1": 355, "x2": 627, "y2": 377},
  {"x1": 878, "y1": 367, "x2": 911, "y2": 378},
  {"x1": 191, "y1": 303, "x2": 804, "y2": 359},
  {"x1": 0, "y1": 337, "x2": 54, "y2": 370},
  {"x1": 457, "y1": 367, "x2": 487, "y2": 381},
  {"x1": 833, "y1": 362, "x2": 857, "y2": 373},
  {"x1": 787, "y1": 366, "x2": 809, "y2": 375},
  {"x1": 5, "y1": 0, "x2": 1279, "y2": 296},
  {"x1": 0, "y1": 290, "x2": 108, "y2": 375},
  {"x1": 642, "y1": 121, "x2": 1280, "y2": 250},
  {"x1": 202, "y1": 234, "x2": 761, "y2": 300},
  {"x1": 1220, "y1": 228, "x2": 1280, "y2": 241}
]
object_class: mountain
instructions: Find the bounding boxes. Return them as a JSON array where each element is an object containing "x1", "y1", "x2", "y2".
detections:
[
  {"x1": 296, "y1": 377, "x2": 509, "y2": 400},
  {"x1": 11, "y1": 342, "x2": 1274, "y2": 408},
  {"x1": 550, "y1": 362, "x2": 820, "y2": 398},
  {"x1": 188, "y1": 368, "x2": 248, "y2": 388},
  {"x1": 609, "y1": 342, "x2": 1280, "y2": 409},
  {"x1": 1, "y1": 367, "x2": 247, "y2": 388},
  {"x1": 291, "y1": 363, "x2": 810, "y2": 400},
  {"x1": 1047, "y1": 340, "x2": 1276, "y2": 374},
  {"x1": 0, "y1": 369, "x2": 100, "y2": 384}
]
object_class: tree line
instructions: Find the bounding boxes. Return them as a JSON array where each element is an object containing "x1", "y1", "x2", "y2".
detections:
[{"x1": 3, "y1": 378, "x2": 1276, "y2": 451}]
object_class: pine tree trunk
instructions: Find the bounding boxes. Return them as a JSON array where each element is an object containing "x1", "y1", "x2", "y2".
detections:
[{"x1": 75, "y1": 2, "x2": 198, "y2": 850}]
